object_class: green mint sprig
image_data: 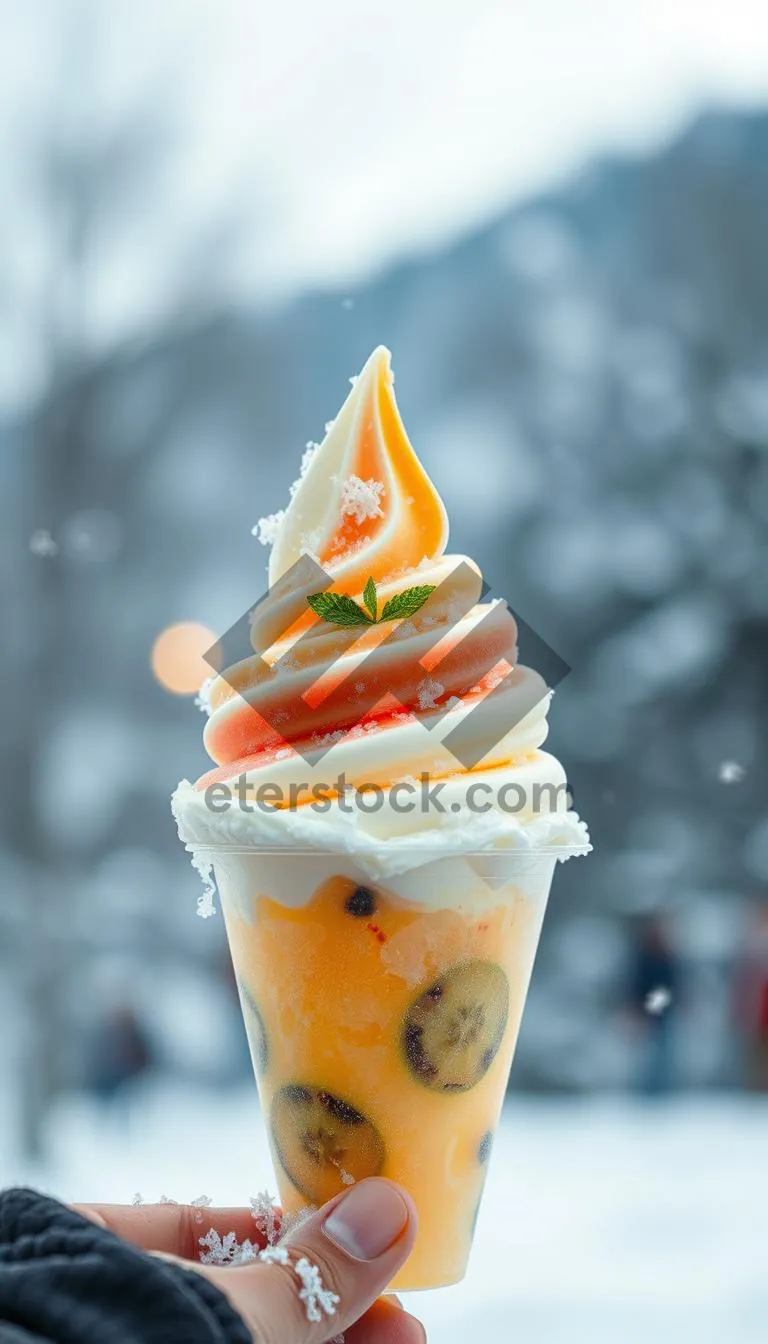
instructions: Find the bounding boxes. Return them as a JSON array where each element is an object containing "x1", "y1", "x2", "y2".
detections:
[{"x1": 307, "y1": 577, "x2": 435, "y2": 628}]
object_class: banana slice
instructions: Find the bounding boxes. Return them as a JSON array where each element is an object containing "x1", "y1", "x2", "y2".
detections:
[
  {"x1": 271, "y1": 1084, "x2": 385, "y2": 1204},
  {"x1": 402, "y1": 960, "x2": 510, "y2": 1093}
]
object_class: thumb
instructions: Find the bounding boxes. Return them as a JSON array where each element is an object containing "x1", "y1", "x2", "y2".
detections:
[{"x1": 201, "y1": 1178, "x2": 419, "y2": 1344}]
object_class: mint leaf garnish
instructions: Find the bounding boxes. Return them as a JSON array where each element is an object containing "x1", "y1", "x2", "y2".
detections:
[
  {"x1": 363, "y1": 576, "x2": 378, "y2": 620},
  {"x1": 380, "y1": 585, "x2": 436, "y2": 621},
  {"x1": 307, "y1": 578, "x2": 436, "y2": 628},
  {"x1": 306, "y1": 592, "x2": 373, "y2": 627}
]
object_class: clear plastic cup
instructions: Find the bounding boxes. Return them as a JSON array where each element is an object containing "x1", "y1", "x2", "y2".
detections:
[{"x1": 202, "y1": 843, "x2": 575, "y2": 1291}]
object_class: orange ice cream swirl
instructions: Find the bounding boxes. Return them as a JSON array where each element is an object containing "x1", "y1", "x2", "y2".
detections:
[{"x1": 199, "y1": 348, "x2": 549, "y2": 798}]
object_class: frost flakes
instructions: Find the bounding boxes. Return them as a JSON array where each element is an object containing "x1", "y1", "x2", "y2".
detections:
[
  {"x1": 417, "y1": 677, "x2": 444, "y2": 710},
  {"x1": 394, "y1": 619, "x2": 417, "y2": 639},
  {"x1": 196, "y1": 886, "x2": 217, "y2": 920},
  {"x1": 250, "y1": 1191, "x2": 280, "y2": 1245},
  {"x1": 252, "y1": 510, "x2": 286, "y2": 547},
  {"x1": 131, "y1": 1193, "x2": 143, "y2": 1207},
  {"x1": 312, "y1": 728, "x2": 345, "y2": 748},
  {"x1": 279, "y1": 1204, "x2": 316, "y2": 1239},
  {"x1": 289, "y1": 442, "x2": 321, "y2": 499},
  {"x1": 30, "y1": 528, "x2": 58, "y2": 557},
  {"x1": 199, "y1": 1229, "x2": 258, "y2": 1266},
  {"x1": 256, "y1": 1250, "x2": 341, "y2": 1324},
  {"x1": 191, "y1": 1194, "x2": 213, "y2": 1223},
  {"x1": 295, "y1": 1257, "x2": 341, "y2": 1324},
  {"x1": 718, "y1": 760, "x2": 745, "y2": 784},
  {"x1": 645, "y1": 986, "x2": 672, "y2": 1016},
  {"x1": 194, "y1": 677, "x2": 215, "y2": 715},
  {"x1": 340, "y1": 476, "x2": 385, "y2": 524},
  {"x1": 259, "y1": 1244, "x2": 290, "y2": 1265},
  {"x1": 300, "y1": 526, "x2": 324, "y2": 555}
]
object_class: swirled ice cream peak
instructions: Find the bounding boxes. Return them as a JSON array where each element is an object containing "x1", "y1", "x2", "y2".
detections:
[{"x1": 268, "y1": 345, "x2": 449, "y2": 591}]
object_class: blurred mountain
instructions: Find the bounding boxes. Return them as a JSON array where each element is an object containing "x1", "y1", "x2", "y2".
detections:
[{"x1": 3, "y1": 105, "x2": 768, "y2": 1141}]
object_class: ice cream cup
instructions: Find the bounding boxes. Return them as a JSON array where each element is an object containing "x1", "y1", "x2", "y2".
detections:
[{"x1": 197, "y1": 841, "x2": 579, "y2": 1291}]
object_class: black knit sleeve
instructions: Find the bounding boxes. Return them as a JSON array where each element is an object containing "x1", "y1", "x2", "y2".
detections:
[{"x1": 0, "y1": 1188, "x2": 252, "y2": 1344}]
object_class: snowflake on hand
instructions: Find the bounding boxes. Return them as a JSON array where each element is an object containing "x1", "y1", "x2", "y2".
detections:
[
  {"x1": 190, "y1": 1194, "x2": 213, "y2": 1223},
  {"x1": 258, "y1": 1244, "x2": 290, "y2": 1266},
  {"x1": 200, "y1": 1229, "x2": 258, "y2": 1266},
  {"x1": 131, "y1": 1193, "x2": 143, "y2": 1207},
  {"x1": 279, "y1": 1204, "x2": 316, "y2": 1240},
  {"x1": 250, "y1": 1191, "x2": 280, "y2": 1246},
  {"x1": 295, "y1": 1256, "x2": 341, "y2": 1324},
  {"x1": 200, "y1": 1230, "x2": 239, "y2": 1265}
]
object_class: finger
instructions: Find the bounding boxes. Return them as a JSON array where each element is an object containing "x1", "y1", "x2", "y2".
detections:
[
  {"x1": 201, "y1": 1178, "x2": 418, "y2": 1344},
  {"x1": 344, "y1": 1295, "x2": 427, "y2": 1344},
  {"x1": 72, "y1": 1203, "x2": 277, "y2": 1260}
]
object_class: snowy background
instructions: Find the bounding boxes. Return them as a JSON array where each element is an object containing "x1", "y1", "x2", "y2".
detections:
[
  {"x1": 3, "y1": 1084, "x2": 767, "y2": 1344},
  {"x1": 2, "y1": 2, "x2": 768, "y2": 1339}
]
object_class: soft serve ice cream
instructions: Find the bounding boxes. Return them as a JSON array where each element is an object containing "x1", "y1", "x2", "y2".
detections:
[
  {"x1": 173, "y1": 347, "x2": 589, "y2": 1290},
  {"x1": 173, "y1": 346, "x2": 589, "y2": 873}
]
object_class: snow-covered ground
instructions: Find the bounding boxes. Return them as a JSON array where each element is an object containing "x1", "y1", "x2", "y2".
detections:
[{"x1": 2, "y1": 1085, "x2": 766, "y2": 1343}]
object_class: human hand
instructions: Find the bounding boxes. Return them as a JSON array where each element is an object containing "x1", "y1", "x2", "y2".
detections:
[{"x1": 77, "y1": 1177, "x2": 425, "y2": 1344}]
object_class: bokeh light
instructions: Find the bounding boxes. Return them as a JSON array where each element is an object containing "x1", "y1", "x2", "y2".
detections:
[{"x1": 150, "y1": 621, "x2": 218, "y2": 695}]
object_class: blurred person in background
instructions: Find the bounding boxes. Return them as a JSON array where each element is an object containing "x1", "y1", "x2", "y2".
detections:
[
  {"x1": 86, "y1": 1002, "x2": 155, "y2": 1113},
  {"x1": 733, "y1": 903, "x2": 768, "y2": 1092},
  {"x1": 627, "y1": 915, "x2": 682, "y2": 1097}
]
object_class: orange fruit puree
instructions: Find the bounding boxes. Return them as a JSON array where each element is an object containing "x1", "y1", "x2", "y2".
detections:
[{"x1": 222, "y1": 872, "x2": 546, "y2": 1290}]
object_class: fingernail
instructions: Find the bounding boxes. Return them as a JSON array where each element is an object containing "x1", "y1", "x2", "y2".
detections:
[
  {"x1": 323, "y1": 1179, "x2": 410, "y2": 1261},
  {"x1": 388, "y1": 1293, "x2": 404, "y2": 1310}
]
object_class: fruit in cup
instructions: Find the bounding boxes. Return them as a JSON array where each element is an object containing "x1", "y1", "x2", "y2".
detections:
[
  {"x1": 271, "y1": 1084, "x2": 386, "y2": 1205},
  {"x1": 402, "y1": 960, "x2": 510, "y2": 1093}
]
